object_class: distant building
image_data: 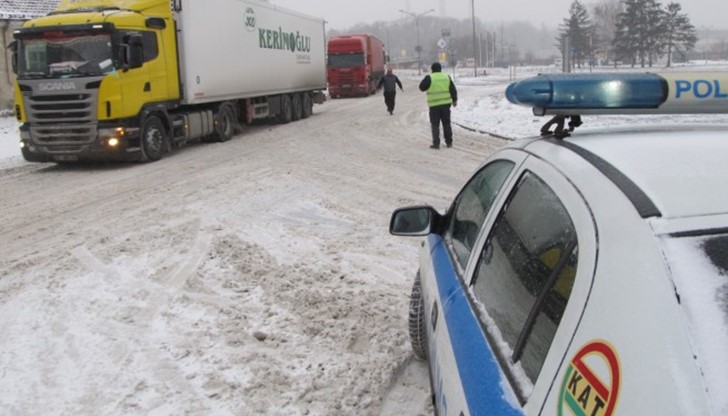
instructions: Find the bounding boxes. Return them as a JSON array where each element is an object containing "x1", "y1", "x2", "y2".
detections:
[{"x1": 1, "y1": 0, "x2": 61, "y2": 111}]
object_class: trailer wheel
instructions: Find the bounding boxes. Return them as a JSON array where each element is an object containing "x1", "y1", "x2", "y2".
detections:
[
  {"x1": 213, "y1": 103, "x2": 236, "y2": 142},
  {"x1": 276, "y1": 94, "x2": 293, "y2": 124},
  {"x1": 292, "y1": 93, "x2": 303, "y2": 121},
  {"x1": 302, "y1": 93, "x2": 312, "y2": 119},
  {"x1": 409, "y1": 270, "x2": 428, "y2": 361},
  {"x1": 140, "y1": 115, "x2": 167, "y2": 162}
]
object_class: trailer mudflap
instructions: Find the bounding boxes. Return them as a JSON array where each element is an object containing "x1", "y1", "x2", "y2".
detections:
[{"x1": 312, "y1": 91, "x2": 326, "y2": 104}]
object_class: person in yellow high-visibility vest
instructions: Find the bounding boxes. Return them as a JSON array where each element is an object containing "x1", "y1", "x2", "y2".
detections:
[{"x1": 418, "y1": 62, "x2": 458, "y2": 149}]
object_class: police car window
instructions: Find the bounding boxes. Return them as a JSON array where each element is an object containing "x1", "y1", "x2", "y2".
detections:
[
  {"x1": 471, "y1": 171, "x2": 577, "y2": 384},
  {"x1": 446, "y1": 160, "x2": 514, "y2": 271}
]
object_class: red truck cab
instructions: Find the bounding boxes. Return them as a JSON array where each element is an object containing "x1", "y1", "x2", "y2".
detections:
[{"x1": 327, "y1": 34, "x2": 385, "y2": 98}]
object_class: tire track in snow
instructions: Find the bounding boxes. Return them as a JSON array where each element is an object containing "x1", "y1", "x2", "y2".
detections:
[{"x1": 69, "y1": 219, "x2": 214, "y2": 412}]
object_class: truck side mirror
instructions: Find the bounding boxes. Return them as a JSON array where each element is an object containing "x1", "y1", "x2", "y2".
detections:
[
  {"x1": 8, "y1": 40, "x2": 17, "y2": 74},
  {"x1": 145, "y1": 17, "x2": 166, "y2": 29},
  {"x1": 122, "y1": 33, "x2": 144, "y2": 71}
]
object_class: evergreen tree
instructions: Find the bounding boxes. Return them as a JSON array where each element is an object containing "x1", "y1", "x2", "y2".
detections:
[
  {"x1": 613, "y1": 0, "x2": 664, "y2": 67},
  {"x1": 663, "y1": 3, "x2": 697, "y2": 66},
  {"x1": 613, "y1": 0, "x2": 641, "y2": 66},
  {"x1": 644, "y1": 0, "x2": 667, "y2": 67},
  {"x1": 557, "y1": 0, "x2": 595, "y2": 69}
]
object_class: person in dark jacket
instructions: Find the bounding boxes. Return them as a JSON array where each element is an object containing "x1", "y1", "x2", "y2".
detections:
[
  {"x1": 376, "y1": 67, "x2": 404, "y2": 115},
  {"x1": 419, "y1": 62, "x2": 457, "y2": 149}
]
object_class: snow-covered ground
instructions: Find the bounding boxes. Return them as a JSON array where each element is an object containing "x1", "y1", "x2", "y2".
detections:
[
  {"x1": 1, "y1": 63, "x2": 727, "y2": 415},
  {"x1": 0, "y1": 114, "x2": 23, "y2": 169},
  {"x1": 3, "y1": 62, "x2": 728, "y2": 163}
]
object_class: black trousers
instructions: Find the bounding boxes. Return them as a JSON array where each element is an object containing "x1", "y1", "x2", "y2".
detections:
[
  {"x1": 384, "y1": 91, "x2": 396, "y2": 112},
  {"x1": 429, "y1": 105, "x2": 452, "y2": 146}
]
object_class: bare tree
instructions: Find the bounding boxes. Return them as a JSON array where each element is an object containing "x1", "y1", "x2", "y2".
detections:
[{"x1": 591, "y1": 0, "x2": 622, "y2": 65}]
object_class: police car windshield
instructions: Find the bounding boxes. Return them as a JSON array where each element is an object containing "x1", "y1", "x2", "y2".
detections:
[{"x1": 661, "y1": 233, "x2": 728, "y2": 415}]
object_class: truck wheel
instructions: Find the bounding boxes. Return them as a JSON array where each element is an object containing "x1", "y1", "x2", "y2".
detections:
[
  {"x1": 292, "y1": 93, "x2": 303, "y2": 121},
  {"x1": 140, "y1": 116, "x2": 167, "y2": 162},
  {"x1": 213, "y1": 103, "x2": 236, "y2": 142},
  {"x1": 302, "y1": 93, "x2": 312, "y2": 119},
  {"x1": 276, "y1": 94, "x2": 293, "y2": 124},
  {"x1": 409, "y1": 270, "x2": 428, "y2": 361}
]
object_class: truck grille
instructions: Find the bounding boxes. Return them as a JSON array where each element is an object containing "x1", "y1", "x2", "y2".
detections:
[
  {"x1": 22, "y1": 82, "x2": 100, "y2": 153},
  {"x1": 337, "y1": 73, "x2": 355, "y2": 85}
]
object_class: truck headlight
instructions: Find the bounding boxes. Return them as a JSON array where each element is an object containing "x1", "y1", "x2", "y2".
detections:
[
  {"x1": 98, "y1": 127, "x2": 127, "y2": 148},
  {"x1": 98, "y1": 127, "x2": 125, "y2": 138}
]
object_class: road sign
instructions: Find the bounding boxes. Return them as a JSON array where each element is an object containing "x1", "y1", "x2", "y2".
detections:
[{"x1": 437, "y1": 38, "x2": 447, "y2": 49}]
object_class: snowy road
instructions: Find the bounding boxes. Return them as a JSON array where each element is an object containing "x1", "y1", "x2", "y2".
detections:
[{"x1": 0, "y1": 79, "x2": 507, "y2": 415}]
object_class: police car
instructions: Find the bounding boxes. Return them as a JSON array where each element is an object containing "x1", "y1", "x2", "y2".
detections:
[{"x1": 390, "y1": 72, "x2": 728, "y2": 415}]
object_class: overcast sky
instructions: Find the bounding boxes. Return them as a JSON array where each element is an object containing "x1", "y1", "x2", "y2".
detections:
[{"x1": 273, "y1": 0, "x2": 727, "y2": 32}]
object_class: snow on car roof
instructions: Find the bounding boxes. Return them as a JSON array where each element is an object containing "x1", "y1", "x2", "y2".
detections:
[
  {"x1": 566, "y1": 126, "x2": 728, "y2": 220},
  {"x1": 660, "y1": 234, "x2": 728, "y2": 416}
]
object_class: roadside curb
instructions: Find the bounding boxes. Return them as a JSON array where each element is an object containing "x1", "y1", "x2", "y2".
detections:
[{"x1": 452, "y1": 121, "x2": 513, "y2": 141}]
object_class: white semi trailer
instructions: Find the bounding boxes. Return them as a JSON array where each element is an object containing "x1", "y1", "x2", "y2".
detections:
[{"x1": 12, "y1": 0, "x2": 327, "y2": 162}]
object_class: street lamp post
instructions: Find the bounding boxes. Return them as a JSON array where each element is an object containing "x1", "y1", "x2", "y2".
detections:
[{"x1": 399, "y1": 8, "x2": 434, "y2": 75}]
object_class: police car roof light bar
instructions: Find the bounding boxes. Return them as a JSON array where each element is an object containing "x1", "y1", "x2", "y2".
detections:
[{"x1": 506, "y1": 72, "x2": 728, "y2": 138}]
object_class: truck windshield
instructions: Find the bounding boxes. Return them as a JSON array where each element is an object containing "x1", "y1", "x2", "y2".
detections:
[
  {"x1": 17, "y1": 30, "x2": 115, "y2": 79},
  {"x1": 328, "y1": 53, "x2": 365, "y2": 68}
]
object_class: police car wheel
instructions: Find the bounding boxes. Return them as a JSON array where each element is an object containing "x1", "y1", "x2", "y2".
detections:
[{"x1": 408, "y1": 270, "x2": 428, "y2": 361}]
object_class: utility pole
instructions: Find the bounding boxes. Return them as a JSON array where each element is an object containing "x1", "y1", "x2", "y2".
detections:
[
  {"x1": 399, "y1": 8, "x2": 435, "y2": 75},
  {"x1": 478, "y1": 32, "x2": 483, "y2": 68},
  {"x1": 471, "y1": 0, "x2": 477, "y2": 77}
]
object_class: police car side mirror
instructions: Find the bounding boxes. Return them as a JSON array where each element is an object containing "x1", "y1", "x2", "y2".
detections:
[{"x1": 389, "y1": 206, "x2": 438, "y2": 236}]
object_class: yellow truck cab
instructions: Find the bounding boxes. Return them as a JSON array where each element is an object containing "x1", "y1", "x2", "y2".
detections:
[{"x1": 11, "y1": 0, "x2": 326, "y2": 163}]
